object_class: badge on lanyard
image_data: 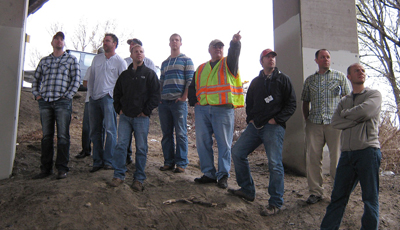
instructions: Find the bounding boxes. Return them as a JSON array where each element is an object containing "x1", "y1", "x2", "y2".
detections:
[{"x1": 264, "y1": 95, "x2": 273, "y2": 103}]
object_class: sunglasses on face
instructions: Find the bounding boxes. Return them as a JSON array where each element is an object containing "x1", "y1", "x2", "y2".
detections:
[{"x1": 213, "y1": 45, "x2": 224, "y2": 49}]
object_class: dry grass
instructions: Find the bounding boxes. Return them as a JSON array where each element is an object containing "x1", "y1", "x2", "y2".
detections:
[
  {"x1": 233, "y1": 108, "x2": 400, "y2": 174},
  {"x1": 379, "y1": 113, "x2": 400, "y2": 174}
]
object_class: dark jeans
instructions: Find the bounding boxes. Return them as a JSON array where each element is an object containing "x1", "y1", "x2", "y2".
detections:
[
  {"x1": 159, "y1": 100, "x2": 189, "y2": 168},
  {"x1": 89, "y1": 95, "x2": 117, "y2": 167},
  {"x1": 231, "y1": 123, "x2": 285, "y2": 208},
  {"x1": 38, "y1": 98, "x2": 72, "y2": 173},
  {"x1": 81, "y1": 102, "x2": 91, "y2": 153},
  {"x1": 113, "y1": 114, "x2": 149, "y2": 182},
  {"x1": 320, "y1": 147, "x2": 381, "y2": 230}
]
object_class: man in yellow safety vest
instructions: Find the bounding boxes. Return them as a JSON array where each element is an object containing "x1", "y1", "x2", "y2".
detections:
[{"x1": 188, "y1": 31, "x2": 244, "y2": 189}]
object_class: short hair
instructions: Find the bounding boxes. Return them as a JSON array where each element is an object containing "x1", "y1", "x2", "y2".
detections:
[
  {"x1": 97, "y1": 47, "x2": 105, "y2": 54},
  {"x1": 315, "y1": 49, "x2": 330, "y2": 59},
  {"x1": 347, "y1": 63, "x2": 361, "y2": 75},
  {"x1": 170, "y1": 33, "x2": 182, "y2": 42},
  {"x1": 130, "y1": 44, "x2": 143, "y2": 53},
  {"x1": 105, "y1": 33, "x2": 119, "y2": 48}
]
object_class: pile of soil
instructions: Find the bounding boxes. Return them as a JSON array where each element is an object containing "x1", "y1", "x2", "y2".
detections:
[{"x1": 0, "y1": 90, "x2": 399, "y2": 229}]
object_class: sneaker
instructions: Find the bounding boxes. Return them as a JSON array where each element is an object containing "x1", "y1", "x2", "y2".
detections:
[
  {"x1": 159, "y1": 165, "x2": 174, "y2": 171},
  {"x1": 194, "y1": 175, "x2": 217, "y2": 184},
  {"x1": 56, "y1": 171, "x2": 67, "y2": 180},
  {"x1": 217, "y1": 175, "x2": 228, "y2": 189},
  {"x1": 109, "y1": 178, "x2": 124, "y2": 187},
  {"x1": 131, "y1": 180, "x2": 144, "y2": 192},
  {"x1": 75, "y1": 150, "x2": 90, "y2": 159},
  {"x1": 227, "y1": 188, "x2": 255, "y2": 201},
  {"x1": 260, "y1": 205, "x2": 281, "y2": 216},
  {"x1": 173, "y1": 167, "x2": 185, "y2": 173},
  {"x1": 306, "y1": 194, "x2": 322, "y2": 204},
  {"x1": 32, "y1": 171, "x2": 52, "y2": 179}
]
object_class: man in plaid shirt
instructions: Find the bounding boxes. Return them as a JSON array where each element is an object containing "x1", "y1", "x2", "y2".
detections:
[
  {"x1": 301, "y1": 49, "x2": 351, "y2": 204},
  {"x1": 31, "y1": 31, "x2": 81, "y2": 180}
]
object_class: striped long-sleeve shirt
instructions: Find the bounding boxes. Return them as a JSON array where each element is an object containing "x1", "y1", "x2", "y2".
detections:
[
  {"x1": 32, "y1": 52, "x2": 81, "y2": 101},
  {"x1": 160, "y1": 53, "x2": 194, "y2": 100}
]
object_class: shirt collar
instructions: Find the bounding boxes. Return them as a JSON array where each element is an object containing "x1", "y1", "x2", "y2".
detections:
[{"x1": 315, "y1": 69, "x2": 331, "y2": 75}]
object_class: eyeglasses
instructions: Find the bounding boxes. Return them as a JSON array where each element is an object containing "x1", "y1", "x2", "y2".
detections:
[{"x1": 212, "y1": 45, "x2": 224, "y2": 49}]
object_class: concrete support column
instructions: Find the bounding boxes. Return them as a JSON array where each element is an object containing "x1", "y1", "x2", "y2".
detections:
[
  {"x1": 273, "y1": 0, "x2": 359, "y2": 175},
  {"x1": 0, "y1": 0, "x2": 28, "y2": 179}
]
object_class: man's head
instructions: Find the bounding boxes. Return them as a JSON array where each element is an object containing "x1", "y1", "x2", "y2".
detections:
[
  {"x1": 315, "y1": 49, "x2": 331, "y2": 71},
  {"x1": 51, "y1": 31, "x2": 65, "y2": 50},
  {"x1": 103, "y1": 33, "x2": 118, "y2": 52},
  {"x1": 260, "y1": 49, "x2": 277, "y2": 70},
  {"x1": 130, "y1": 44, "x2": 145, "y2": 65},
  {"x1": 127, "y1": 38, "x2": 143, "y2": 51},
  {"x1": 347, "y1": 63, "x2": 366, "y2": 85},
  {"x1": 169, "y1": 33, "x2": 182, "y2": 51},
  {"x1": 208, "y1": 39, "x2": 224, "y2": 61},
  {"x1": 97, "y1": 47, "x2": 105, "y2": 54}
]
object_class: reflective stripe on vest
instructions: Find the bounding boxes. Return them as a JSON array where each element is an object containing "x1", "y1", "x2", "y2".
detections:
[{"x1": 195, "y1": 57, "x2": 244, "y2": 108}]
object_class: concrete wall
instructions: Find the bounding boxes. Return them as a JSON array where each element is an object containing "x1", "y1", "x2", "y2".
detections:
[
  {"x1": 273, "y1": 0, "x2": 359, "y2": 176},
  {"x1": 0, "y1": 0, "x2": 28, "y2": 179}
]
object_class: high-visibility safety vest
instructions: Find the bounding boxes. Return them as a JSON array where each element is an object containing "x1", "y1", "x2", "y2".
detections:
[{"x1": 195, "y1": 57, "x2": 244, "y2": 108}]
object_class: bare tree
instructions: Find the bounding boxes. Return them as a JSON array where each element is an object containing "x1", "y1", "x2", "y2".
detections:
[
  {"x1": 71, "y1": 20, "x2": 89, "y2": 51},
  {"x1": 69, "y1": 18, "x2": 133, "y2": 53},
  {"x1": 357, "y1": 0, "x2": 400, "y2": 118},
  {"x1": 28, "y1": 19, "x2": 134, "y2": 67},
  {"x1": 89, "y1": 19, "x2": 133, "y2": 52},
  {"x1": 28, "y1": 47, "x2": 46, "y2": 69},
  {"x1": 47, "y1": 22, "x2": 64, "y2": 37}
]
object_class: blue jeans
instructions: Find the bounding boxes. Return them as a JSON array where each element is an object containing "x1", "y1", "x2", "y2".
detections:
[
  {"x1": 194, "y1": 105, "x2": 234, "y2": 180},
  {"x1": 38, "y1": 98, "x2": 72, "y2": 173},
  {"x1": 89, "y1": 95, "x2": 117, "y2": 167},
  {"x1": 159, "y1": 100, "x2": 189, "y2": 168},
  {"x1": 231, "y1": 123, "x2": 285, "y2": 208},
  {"x1": 321, "y1": 147, "x2": 381, "y2": 230},
  {"x1": 81, "y1": 102, "x2": 91, "y2": 153},
  {"x1": 113, "y1": 114, "x2": 149, "y2": 182}
]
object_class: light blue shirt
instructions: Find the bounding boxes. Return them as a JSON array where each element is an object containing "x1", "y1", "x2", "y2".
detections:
[{"x1": 88, "y1": 53, "x2": 127, "y2": 100}]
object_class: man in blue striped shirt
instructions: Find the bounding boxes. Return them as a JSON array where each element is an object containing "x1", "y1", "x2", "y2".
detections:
[
  {"x1": 31, "y1": 31, "x2": 81, "y2": 180},
  {"x1": 158, "y1": 33, "x2": 195, "y2": 173}
]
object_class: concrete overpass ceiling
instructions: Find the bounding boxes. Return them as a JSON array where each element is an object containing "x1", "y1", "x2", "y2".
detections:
[{"x1": 28, "y1": 0, "x2": 49, "y2": 15}]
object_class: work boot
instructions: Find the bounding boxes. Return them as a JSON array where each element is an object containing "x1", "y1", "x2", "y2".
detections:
[
  {"x1": 75, "y1": 150, "x2": 90, "y2": 159},
  {"x1": 131, "y1": 180, "x2": 144, "y2": 192}
]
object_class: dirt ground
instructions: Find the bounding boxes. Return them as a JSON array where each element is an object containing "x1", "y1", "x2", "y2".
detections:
[{"x1": 0, "y1": 90, "x2": 399, "y2": 230}]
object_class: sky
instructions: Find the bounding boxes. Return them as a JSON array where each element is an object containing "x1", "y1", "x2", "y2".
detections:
[{"x1": 25, "y1": 0, "x2": 274, "y2": 82}]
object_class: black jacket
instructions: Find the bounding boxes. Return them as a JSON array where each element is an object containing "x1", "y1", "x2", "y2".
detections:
[
  {"x1": 246, "y1": 68, "x2": 296, "y2": 128},
  {"x1": 113, "y1": 63, "x2": 160, "y2": 118}
]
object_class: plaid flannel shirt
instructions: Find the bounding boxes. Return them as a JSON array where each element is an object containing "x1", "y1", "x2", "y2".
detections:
[
  {"x1": 32, "y1": 52, "x2": 81, "y2": 101},
  {"x1": 301, "y1": 69, "x2": 350, "y2": 124}
]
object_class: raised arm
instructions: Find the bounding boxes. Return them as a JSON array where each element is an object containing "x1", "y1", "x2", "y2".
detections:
[{"x1": 226, "y1": 31, "x2": 241, "y2": 76}]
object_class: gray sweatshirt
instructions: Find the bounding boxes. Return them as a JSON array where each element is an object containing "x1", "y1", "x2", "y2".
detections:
[{"x1": 331, "y1": 88, "x2": 382, "y2": 151}]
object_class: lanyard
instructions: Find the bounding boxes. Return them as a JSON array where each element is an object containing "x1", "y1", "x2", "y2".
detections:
[{"x1": 263, "y1": 73, "x2": 272, "y2": 95}]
